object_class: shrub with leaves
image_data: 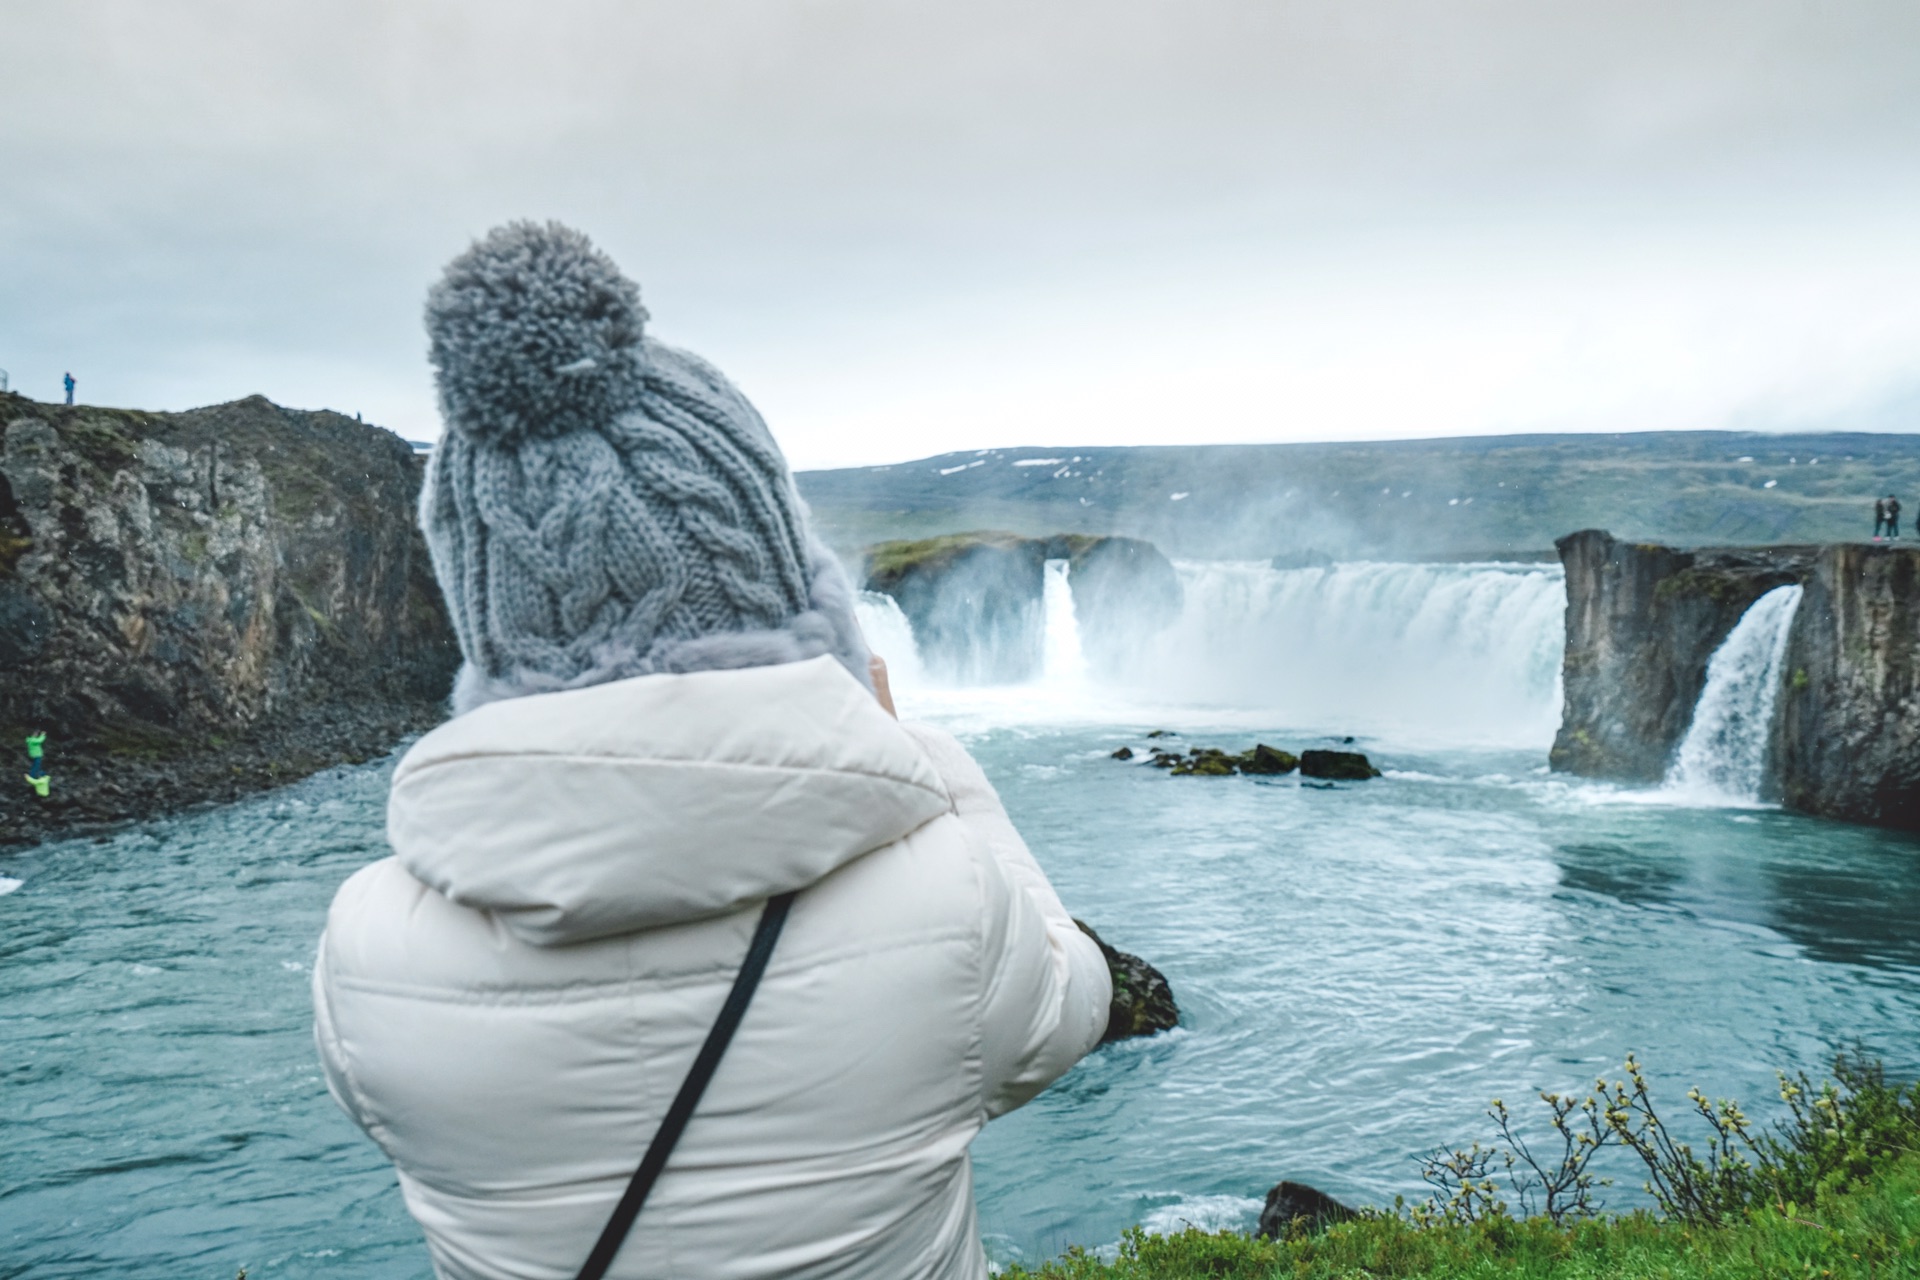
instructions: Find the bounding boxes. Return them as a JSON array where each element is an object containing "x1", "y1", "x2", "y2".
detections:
[{"x1": 1415, "y1": 1052, "x2": 1920, "y2": 1228}]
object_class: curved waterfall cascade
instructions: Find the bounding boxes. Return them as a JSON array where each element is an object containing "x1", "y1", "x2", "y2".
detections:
[
  {"x1": 1126, "y1": 561, "x2": 1566, "y2": 745},
  {"x1": 1665, "y1": 584, "x2": 1805, "y2": 804},
  {"x1": 860, "y1": 559, "x2": 1565, "y2": 746}
]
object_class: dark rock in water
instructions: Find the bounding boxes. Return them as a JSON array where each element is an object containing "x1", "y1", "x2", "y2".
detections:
[
  {"x1": 1255, "y1": 1181, "x2": 1359, "y2": 1239},
  {"x1": 1148, "y1": 749, "x2": 1180, "y2": 769},
  {"x1": 1073, "y1": 919, "x2": 1179, "y2": 1042},
  {"x1": 0, "y1": 393, "x2": 459, "y2": 847},
  {"x1": 1144, "y1": 729, "x2": 1175, "y2": 738},
  {"x1": 1552, "y1": 529, "x2": 1813, "y2": 783},
  {"x1": 1169, "y1": 747, "x2": 1235, "y2": 776},
  {"x1": 1110, "y1": 746, "x2": 1134, "y2": 760},
  {"x1": 1235, "y1": 743, "x2": 1298, "y2": 775},
  {"x1": 1298, "y1": 749, "x2": 1380, "y2": 780}
]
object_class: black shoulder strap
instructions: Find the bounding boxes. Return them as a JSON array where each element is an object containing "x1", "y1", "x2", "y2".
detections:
[{"x1": 573, "y1": 890, "x2": 798, "y2": 1280}]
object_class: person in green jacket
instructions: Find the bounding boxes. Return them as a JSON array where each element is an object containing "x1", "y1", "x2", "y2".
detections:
[{"x1": 24, "y1": 731, "x2": 48, "y2": 798}]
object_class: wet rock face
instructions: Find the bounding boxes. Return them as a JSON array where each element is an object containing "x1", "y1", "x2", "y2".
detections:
[
  {"x1": 862, "y1": 531, "x2": 1181, "y2": 683},
  {"x1": 1776, "y1": 545, "x2": 1920, "y2": 828},
  {"x1": 864, "y1": 533, "x2": 1047, "y2": 682},
  {"x1": 1551, "y1": 529, "x2": 1814, "y2": 783},
  {"x1": 0, "y1": 393, "x2": 458, "y2": 842},
  {"x1": 1062, "y1": 535, "x2": 1183, "y2": 675},
  {"x1": 1073, "y1": 919, "x2": 1179, "y2": 1042}
]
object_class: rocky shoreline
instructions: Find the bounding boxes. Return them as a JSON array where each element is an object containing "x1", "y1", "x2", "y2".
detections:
[{"x1": 0, "y1": 393, "x2": 457, "y2": 847}]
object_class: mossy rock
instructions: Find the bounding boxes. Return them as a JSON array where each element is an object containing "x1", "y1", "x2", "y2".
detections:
[
  {"x1": 1235, "y1": 743, "x2": 1298, "y2": 775},
  {"x1": 1073, "y1": 919, "x2": 1179, "y2": 1042},
  {"x1": 1298, "y1": 748, "x2": 1381, "y2": 780},
  {"x1": 1170, "y1": 748, "x2": 1236, "y2": 776}
]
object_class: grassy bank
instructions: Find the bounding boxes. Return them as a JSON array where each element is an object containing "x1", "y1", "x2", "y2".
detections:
[
  {"x1": 1006, "y1": 1058, "x2": 1920, "y2": 1279},
  {"x1": 1005, "y1": 1149, "x2": 1920, "y2": 1278}
]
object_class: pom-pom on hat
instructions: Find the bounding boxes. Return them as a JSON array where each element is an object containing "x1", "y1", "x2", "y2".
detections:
[{"x1": 420, "y1": 220, "x2": 870, "y2": 714}]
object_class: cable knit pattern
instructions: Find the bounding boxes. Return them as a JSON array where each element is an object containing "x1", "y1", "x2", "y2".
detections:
[{"x1": 420, "y1": 221, "x2": 870, "y2": 714}]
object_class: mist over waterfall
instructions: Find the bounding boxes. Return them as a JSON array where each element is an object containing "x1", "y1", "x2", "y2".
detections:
[
  {"x1": 855, "y1": 590, "x2": 926, "y2": 690},
  {"x1": 858, "y1": 559, "x2": 1566, "y2": 747},
  {"x1": 1127, "y1": 561, "x2": 1565, "y2": 745},
  {"x1": 1665, "y1": 584, "x2": 1805, "y2": 804}
]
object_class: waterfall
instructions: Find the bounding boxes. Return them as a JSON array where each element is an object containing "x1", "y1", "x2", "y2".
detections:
[
  {"x1": 854, "y1": 590, "x2": 926, "y2": 690},
  {"x1": 1665, "y1": 584, "x2": 1804, "y2": 804},
  {"x1": 1041, "y1": 560, "x2": 1089, "y2": 686},
  {"x1": 1112, "y1": 560, "x2": 1566, "y2": 745},
  {"x1": 860, "y1": 558, "x2": 1566, "y2": 745}
]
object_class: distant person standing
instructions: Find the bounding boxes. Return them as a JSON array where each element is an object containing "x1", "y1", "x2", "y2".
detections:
[
  {"x1": 62, "y1": 372, "x2": 75, "y2": 405},
  {"x1": 1873, "y1": 496, "x2": 1888, "y2": 539},
  {"x1": 1887, "y1": 494, "x2": 1902, "y2": 540}
]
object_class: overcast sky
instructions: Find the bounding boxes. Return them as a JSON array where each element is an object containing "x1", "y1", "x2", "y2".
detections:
[{"x1": 4, "y1": 1, "x2": 1918, "y2": 468}]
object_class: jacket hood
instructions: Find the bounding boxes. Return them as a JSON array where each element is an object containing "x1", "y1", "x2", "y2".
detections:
[{"x1": 386, "y1": 656, "x2": 951, "y2": 946}]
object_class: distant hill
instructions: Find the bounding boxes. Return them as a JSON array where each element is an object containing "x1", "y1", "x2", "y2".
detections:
[{"x1": 796, "y1": 431, "x2": 1920, "y2": 560}]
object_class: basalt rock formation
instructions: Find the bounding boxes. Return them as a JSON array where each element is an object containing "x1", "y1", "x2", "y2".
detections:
[
  {"x1": 0, "y1": 393, "x2": 458, "y2": 844},
  {"x1": 1551, "y1": 530, "x2": 1920, "y2": 829},
  {"x1": 1073, "y1": 919, "x2": 1180, "y2": 1042},
  {"x1": 1550, "y1": 529, "x2": 1814, "y2": 782},
  {"x1": 1776, "y1": 544, "x2": 1920, "y2": 828},
  {"x1": 862, "y1": 531, "x2": 1180, "y2": 682}
]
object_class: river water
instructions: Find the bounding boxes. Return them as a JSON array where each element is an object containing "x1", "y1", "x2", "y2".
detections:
[{"x1": 5, "y1": 561, "x2": 1919, "y2": 1277}]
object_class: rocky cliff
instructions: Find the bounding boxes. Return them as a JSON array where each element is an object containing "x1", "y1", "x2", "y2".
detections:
[
  {"x1": 0, "y1": 393, "x2": 458, "y2": 844},
  {"x1": 863, "y1": 531, "x2": 1181, "y2": 682},
  {"x1": 1551, "y1": 529, "x2": 1814, "y2": 782},
  {"x1": 1776, "y1": 544, "x2": 1920, "y2": 828}
]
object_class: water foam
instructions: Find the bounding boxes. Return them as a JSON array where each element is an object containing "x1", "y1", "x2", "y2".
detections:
[
  {"x1": 0, "y1": 876, "x2": 21, "y2": 896},
  {"x1": 1664, "y1": 584, "x2": 1804, "y2": 806},
  {"x1": 1124, "y1": 560, "x2": 1565, "y2": 745},
  {"x1": 859, "y1": 559, "x2": 1567, "y2": 746}
]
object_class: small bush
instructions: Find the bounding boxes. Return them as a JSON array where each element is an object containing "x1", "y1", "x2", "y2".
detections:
[{"x1": 1415, "y1": 1051, "x2": 1918, "y2": 1228}]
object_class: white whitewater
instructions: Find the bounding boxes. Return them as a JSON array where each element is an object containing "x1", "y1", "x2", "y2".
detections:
[
  {"x1": 853, "y1": 590, "x2": 925, "y2": 690},
  {"x1": 1665, "y1": 584, "x2": 1804, "y2": 804},
  {"x1": 0, "y1": 876, "x2": 20, "y2": 897},
  {"x1": 859, "y1": 558, "x2": 1566, "y2": 747},
  {"x1": 1124, "y1": 560, "x2": 1567, "y2": 746},
  {"x1": 1040, "y1": 559, "x2": 1089, "y2": 687}
]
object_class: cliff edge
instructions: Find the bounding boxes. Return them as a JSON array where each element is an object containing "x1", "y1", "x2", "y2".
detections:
[
  {"x1": 1776, "y1": 544, "x2": 1920, "y2": 827},
  {"x1": 863, "y1": 531, "x2": 1181, "y2": 682},
  {"x1": 0, "y1": 393, "x2": 458, "y2": 844},
  {"x1": 1551, "y1": 530, "x2": 1814, "y2": 782},
  {"x1": 1553, "y1": 528, "x2": 1920, "y2": 829}
]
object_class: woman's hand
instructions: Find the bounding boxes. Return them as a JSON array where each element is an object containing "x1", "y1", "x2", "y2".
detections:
[{"x1": 870, "y1": 655, "x2": 897, "y2": 718}]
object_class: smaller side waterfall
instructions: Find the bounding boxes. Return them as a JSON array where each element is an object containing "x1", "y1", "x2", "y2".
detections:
[
  {"x1": 1041, "y1": 560, "x2": 1089, "y2": 686},
  {"x1": 1666, "y1": 584, "x2": 1804, "y2": 803},
  {"x1": 854, "y1": 590, "x2": 926, "y2": 690}
]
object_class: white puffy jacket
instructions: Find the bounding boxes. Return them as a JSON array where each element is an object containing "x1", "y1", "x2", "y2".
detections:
[{"x1": 313, "y1": 655, "x2": 1111, "y2": 1280}]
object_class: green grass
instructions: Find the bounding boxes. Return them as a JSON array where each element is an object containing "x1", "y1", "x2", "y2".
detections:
[
  {"x1": 1001, "y1": 1148, "x2": 1920, "y2": 1278},
  {"x1": 863, "y1": 530, "x2": 1036, "y2": 580}
]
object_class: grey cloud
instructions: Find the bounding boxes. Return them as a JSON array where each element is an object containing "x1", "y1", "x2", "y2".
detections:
[{"x1": 3, "y1": 1, "x2": 1917, "y2": 458}]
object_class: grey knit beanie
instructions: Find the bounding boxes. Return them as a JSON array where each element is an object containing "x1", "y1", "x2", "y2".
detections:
[{"x1": 421, "y1": 220, "x2": 870, "y2": 715}]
